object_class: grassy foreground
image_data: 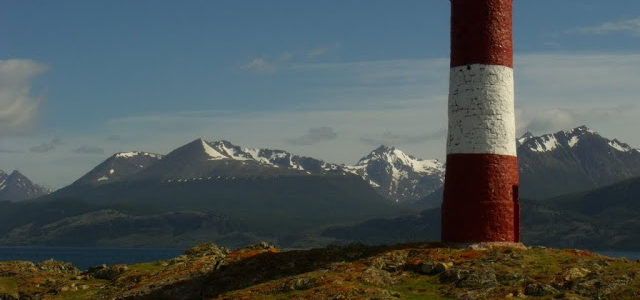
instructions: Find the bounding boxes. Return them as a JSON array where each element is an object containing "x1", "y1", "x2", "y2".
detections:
[{"x1": 1, "y1": 242, "x2": 639, "y2": 299}]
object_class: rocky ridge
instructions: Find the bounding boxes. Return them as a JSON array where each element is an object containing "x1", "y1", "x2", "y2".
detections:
[
  {"x1": 70, "y1": 151, "x2": 163, "y2": 186},
  {"x1": 1, "y1": 242, "x2": 639, "y2": 299},
  {"x1": 345, "y1": 145, "x2": 444, "y2": 203},
  {"x1": 0, "y1": 170, "x2": 49, "y2": 202},
  {"x1": 517, "y1": 125, "x2": 640, "y2": 199},
  {"x1": 67, "y1": 138, "x2": 444, "y2": 204}
]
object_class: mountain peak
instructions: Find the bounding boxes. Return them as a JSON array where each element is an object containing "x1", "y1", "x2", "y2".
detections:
[
  {"x1": 373, "y1": 145, "x2": 395, "y2": 153},
  {"x1": 202, "y1": 139, "x2": 253, "y2": 161},
  {"x1": 563, "y1": 125, "x2": 597, "y2": 137},
  {"x1": 9, "y1": 170, "x2": 20, "y2": 175},
  {"x1": 348, "y1": 145, "x2": 444, "y2": 203},
  {"x1": 200, "y1": 139, "x2": 229, "y2": 160},
  {"x1": 8, "y1": 170, "x2": 27, "y2": 180},
  {"x1": 517, "y1": 131, "x2": 534, "y2": 145},
  {"x1": 0, "y1": 170, "x2": 49, "y2": 201},
  {"x1": 519, "y1": 126, "x2": 637, "y2": 154}
]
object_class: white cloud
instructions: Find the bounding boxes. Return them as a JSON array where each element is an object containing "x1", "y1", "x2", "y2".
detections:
[
  {"x1": 240, "y1": 57, "x2": 276, "y2": 72},
  {"x1": 104, "y1": 106, "x2": 449, "y2": 165},
  {"x1": 0, "y1": 59, "x2": 49, "y2": 136},
  {"x1": 8, "y1": 51, "x2": 640, "y2": 188},
  {"x1": 287, "y1": 127, "x2": 337, "y2": 145},
  {"x1": 240, "y1": 51, "x2": 294, "y2": 73},
  {"x1": 308, "y1": 47, "x2": 328, "y2": 58},
  {"x1": 568, "y1": 17, "x2": 640, "y2": 37},
  {"x1": 107, "y1": 52, "x2": 640, "y2": 160},
  {"x1": 514, "y1": 52, "x2": 640, "y2": 137}
]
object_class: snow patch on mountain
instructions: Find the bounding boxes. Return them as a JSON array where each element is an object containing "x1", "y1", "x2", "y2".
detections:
[
  {"x1": 529, "y1": 135, "x2": 560, "y2": 152},
  {"x1": 344, "y1": 145, "x2": 444, "y2": 203},
  {"x1": 201, "y1": 140, "x2": 228, "y2": 160},
  {"x1": 609, "y1": 139, "x2": 633, "y2": 152},
  {"x1": 115, "y1": 152, "x2": 162, "y2": 159},
  {"x1": 520, "y1": 125, "x2": 639, "y2": 154},
  {"x1": 0, "y1": 171, "x2": 7, "y2": 191},
  {"x1": 568, "y1": 136, "x2": 580, "y2": 148}
]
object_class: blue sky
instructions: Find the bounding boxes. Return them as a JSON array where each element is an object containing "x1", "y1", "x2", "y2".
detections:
[{"x1": 1, "y1": 0, "x2": 640, "y2": 188}]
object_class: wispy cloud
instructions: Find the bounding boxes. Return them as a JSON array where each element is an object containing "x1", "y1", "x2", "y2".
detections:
[
  {"x1": 287, "y1": 127, "x2": 337, "y2": 145},
  {"x1": 518, "y1": 104, "x2": 638, "y2": 135},
  {"x1": 0, "y1": 148, "x2": 23, "y2": 154},
  {"x1": 308, "y1": 47, "x2": 328, "y2": 58},
  {"x1": 106, "y1": 51, "x2": 640, "y2": 160},
  {"x1": 240, "y1": 58, "x2": 276, "y2": 72},
  {"x1": 567, "y1": 17, "x2": 640, "y2": 37},
  {"x1": 72, "y1": 145, "x2": 105, "y2": 154},
  {"x1": 360, "y1": 128, "x2": 446, "y2": 147},
  {"x1": 240, "y1": 51, "x2": 293, "y2": 73},
  {"x1": 29, "y1": 138, "x2": 63, "y2": 153},
  {"x1": 0, "y1": 59, "x2": 49, "y2": 136},
  {"x1": 242, "y1": 45, "x2": 338, "y2": 73}
]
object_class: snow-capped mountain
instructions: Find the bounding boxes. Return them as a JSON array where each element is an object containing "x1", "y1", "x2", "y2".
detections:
[
  {"x1": 517, "y1": 125, "x2": 637, "y2": 154},
  {"x1": 517, "y1": 125, "x2": 640, "y2": 199},
  {"x1": 192, "y1": 140, "x2": 445, "y2": 203},
  {"x1": 71, "y1": 151, "x2": 163, "y2": 186},
  {"x1": 0, "y1": 170, "x2": 50, "y2": 202},
  {"x1": 66, "y1": 138, "x2": 443, "y2": 203},
  {"x1": 345, "y1": 145, "x2": 445, "y2": 203},
  {"x1": 126, "y1": 139, "x2": 346, "y2": 182},
  {"x1": 201, "y1": 139, "x2": 342, "y2": 174}
]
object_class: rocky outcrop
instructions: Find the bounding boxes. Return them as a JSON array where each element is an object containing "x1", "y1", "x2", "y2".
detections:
[{"x1": 1, "y1": 242, "x2": 639, "y2": 299}]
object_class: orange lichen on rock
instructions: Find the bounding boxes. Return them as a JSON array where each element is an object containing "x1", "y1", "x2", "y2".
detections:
[{"x1": 2, "y1": 242, "x2": 640, "y2": 300}]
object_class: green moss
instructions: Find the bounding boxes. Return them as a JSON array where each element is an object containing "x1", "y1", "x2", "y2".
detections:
[
  {"x1": 54, "y1": 289, "x2": 100, "y2": 300},
  {"x1": 390, "y1": 276, "x2": 452, "y2": 300},
  {"x1": 128, "y1": 261, "x2": 164, "y2": 273},
  {"x1": 0, "y1": 276, "x2": 19, "y2": 295},
  {"x1": 520, "y1": 249, "x2": 566, "y2": 278}
]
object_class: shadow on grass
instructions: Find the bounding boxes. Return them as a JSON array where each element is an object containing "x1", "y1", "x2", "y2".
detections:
[{"x1": 134, "y1": 242, "x2": 445, "y2": 299}]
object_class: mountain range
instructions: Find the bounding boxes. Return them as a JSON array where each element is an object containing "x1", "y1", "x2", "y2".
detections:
[
  {"x1": 1, "y1": 139, "x2": 410, "y2": 247},
  {"x1": 3, "y1": 125, "x2": 640, "y2": 249},
  {"x1": 59, "y1": 138, "x2": 444, "y2": 204},
  {"x1": 8, "y1": 125, "x2": 637, "y2": 204},
  {"x1": 517, "y1": 125, "x2": 640, "y2": 199}
]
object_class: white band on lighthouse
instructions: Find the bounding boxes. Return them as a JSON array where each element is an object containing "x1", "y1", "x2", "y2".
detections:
[{"x1": 447, "y1": 64, "x2": 516, "y2": 156}]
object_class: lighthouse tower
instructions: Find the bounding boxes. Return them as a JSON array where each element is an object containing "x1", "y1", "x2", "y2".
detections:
[{"x1": 442, "y1": 0, "x2": 520, "y2": 242}]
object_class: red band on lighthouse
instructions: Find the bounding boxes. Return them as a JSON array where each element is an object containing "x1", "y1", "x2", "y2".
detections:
[
  {"x1": 451, "y1": 0, "x2": 513, "y2": 68},
  {"x1": 442, "y1": 0, "x2": 520, "y2": 243}
]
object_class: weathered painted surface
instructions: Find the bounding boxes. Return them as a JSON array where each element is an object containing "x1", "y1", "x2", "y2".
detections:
[
  {"x1": 450, "y1": 0, "x2": 513, "y2": 68},
  {"x1": 442, "y1": 154, "x2": 519, "y2": 242},
  {"x1": 442, "y1": 0, "x2": 519, "y2": 243},
  {"x1": 447, "y1": 64, "x2": 516, "y2": 156}
]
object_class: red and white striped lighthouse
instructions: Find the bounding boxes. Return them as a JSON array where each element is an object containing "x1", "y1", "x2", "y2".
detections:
[{"x1": 442, "y1": 0, "x2": 520, "y2": 243}]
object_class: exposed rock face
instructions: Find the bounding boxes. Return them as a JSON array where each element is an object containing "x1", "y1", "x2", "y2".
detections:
[
  {"x1": 0, "y1": 170, "x2": 49, "y2": 202},
  {"x1": 88, "y1": 264, "x2": 128, "y2": 280},
  {"x1": 345, "y1": 145, "x2": 444, "y2": 203},
  {"x1": 518, "y1": 125, "x2": 640, "y2": 199}
]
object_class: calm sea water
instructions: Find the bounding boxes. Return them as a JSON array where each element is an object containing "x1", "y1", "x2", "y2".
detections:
[
  {"x1": 0, "y1": 247, "x2": 638, "y2": 270},
  {"x1": 0, "y1": 246, "x2": 186, "y2": 270},
  {"x1": 596, "y1": 251, "x2": 640, "y2": 260}
]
